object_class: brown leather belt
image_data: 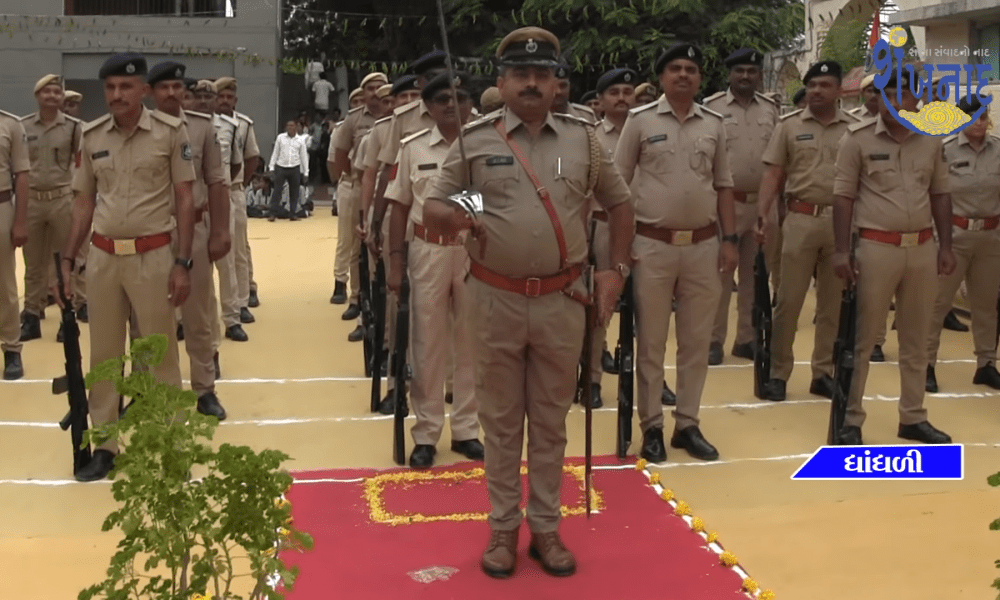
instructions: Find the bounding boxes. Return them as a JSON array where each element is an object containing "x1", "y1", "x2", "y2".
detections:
[
  {"x1": 29, "y1": 186, "x2": 72, "y2": 201},
  {"x1": 92, "y1": 231, "x2": 172, "y2": 256},
  {"x1": 592, "y1": 210, "x2": 608, "y2": 223},
  {"x1": 0, "y1": 190, "x2": 10, "y2": 204},
  {"x1": 636, "y1": 221, "x2": 717, "y2": 246},
  {"x1": 470, "y1": 261, "x2": 583, "y2": 298},
  {"x1": 414, "y1": 223, "x2": 463, "y2": 246},
  {"x1": 952, "y1": 215, "x2": 1000, "y2": 231},
  {"x1": 787, "y1": 198, "x2": 832, "y2": 217},
  {"x1": 859, "y1": 227, "x2": 934, "y2": 247}
]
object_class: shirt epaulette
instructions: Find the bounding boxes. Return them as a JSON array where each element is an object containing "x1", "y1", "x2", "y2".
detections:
[
  {"x1": 990, "y1": 133, "x2": 1000, "y2": 143},
  {"x1": 235, "y1": 112, "x2": 254, "y2": 125},
  {"x1": 848, "y1": 118, "x2": 876, "y2": 133},
  {"x1": 942, "y1": 134, "x2": 959, "y2": 146},
  {"x1": 65, "y1": 114, "x2": 82, "y2": 124},
  {"x1": 844, "y1": 110, "x2": 864, "y2": 122},
  {"x1": 571, "y1": 103, "x2": 597, "y2": 119},
  {"x1": 0, "y1": 109, "x2": 20, "y2": 120},
  {"x1": 151, "y1": 110, "x2": 183, "y2": 128},
  {"x1": 703, "y1": 91, "x2": 726, "y2": 103},
  {"x1": 554, "y1": 112, "x2": 595, "y2": 127},
  {"x1": 401, "y1": 128, "x2": 431, "y2": 146},
  {"x1": 464, "y1": 110, "x2": 502, "y2": 132},
  {"x1": 393, "y1": 100, "x2": 420, "y2": 118},
  {"x1": 779, "y1": 108, "x2": 804, "y2": 121},
  {"x1": 184, "y1": 110, "x2": 212, "y2": 121},
  {"x1": 374, "y1": 115, "x2": 393, "y2": 126},
  {"x1": 755, "y1": 91, "x2": 779, "y2": 106},
  {"x1": 18, "y1": 112, "x2": 38, "y2": 123},
  {"x1": 82, "y1": 114, "x2": 112, "y2": 133},
  {"x1": 629, "y1": 101, "x2": 658, "y2": 116},
  {"x1": 217, "y1": 113, "x2": 239, "y2": 127},
  {"x1": 699, "y1": 105, "x2": 724, "y2": 119}
]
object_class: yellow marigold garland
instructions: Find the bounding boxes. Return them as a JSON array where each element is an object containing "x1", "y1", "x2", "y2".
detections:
[
  {"x1": 742, "y1": 577, "x2": 758, "y2": 594},
  {"x1": 706, "y1": 531, "x2": 718, "y2": 544},
  {"x1": 673, "y1": 501, "x2": 692, "y2": 516},
  {"x1": 720, "y1": 551, "x2": 738, "y2": 567},
  {"x1": 690, "y1": 516, "x2": 705, "y2": 532},
  {"x1": 759, "y1": 590, "x2": 776, "y2": 600},
  {"x1": 649, "y1": 471, "x2": 661, "y2": 485},
  {"x1": 636, "y1": 458, "x2": 647, "y2": 470},
  {"x1": 659, "y1": 488, "x2": 674, "y2": 502}
]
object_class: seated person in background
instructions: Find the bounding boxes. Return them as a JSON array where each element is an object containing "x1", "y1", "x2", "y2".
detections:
[{"x1": 247, "y1": 174, "x2": 270, "y2": 218}]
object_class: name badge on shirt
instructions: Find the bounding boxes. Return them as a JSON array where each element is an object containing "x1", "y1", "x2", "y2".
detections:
[
  {"x1": 869, "y1": 153, "x2": 890, "y2": 161},
  {"x1": 417, "y1": 163, "x2": 438, "y2": 171},
  {"x1": 795, "y1": 134, "x2": 814, "y2": 141},
  {"x1": 485, "y1": 155, "x2": 514, "y2": 166},
  {"x1": 92, "y1": 150, "x2": 110, "y2": 160},
  {"x1": 647, "y1": 134, "x2": 667, "y2": 144},
  {"x1": 26, "y1": 135, "x2": 37, "y2": 141},
  {"x1": 952, "y1": 160, "x2": 970, "y2": 168}
]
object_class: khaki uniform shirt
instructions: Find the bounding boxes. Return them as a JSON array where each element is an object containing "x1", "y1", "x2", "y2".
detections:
[
  {"x1": 833, "y1": 115, "x2": 950, "y2": 232},
  {"x1": 563, "y1": 103, "x2": 597, "y2": 125},
  {"x1": 428, "y1": 109, "x2": 631, "y2": 278},
  {"x1": 181, "y1": 110, "x2": 225, "y2": 210},
  {"x1": 377, "y1": 99, "x2": 435, "y2": 166},
  {"x1": 331, "y1": 106, "x2": 377, "y2": 179},
  {"x1": 703, "y1": 90, "x2": 778, "y2": 193},
  {"x1": 763, "y1": 106, "x2": 857, "y2": 206},
  {"x1": 942, "y1": 131, "x2": 1000, "y2": 218},
  {"x1": 213, "y1": 113, "x2": 241, "y2": 187},
  {"x1": 21, "y1": 111, "x2": 82, "y2": 191},
  {"x1": 362, "y1": 116, "x2": 393, "y2": 171},
  {"x1": 73, "y1": 106, "x2": 196, "y2": 238},
  {"x1": 385, "y1": 126, "x2": 451, "y2": 226},
  {"x1": 592, "y1": 118, "x2": 626, "y2": 212},
  {"x1": 232, "y1": 111, "x2": 259, "y2": 186},
  {"x1": 615, "y1": 97, "x2": 733, "y2": 229},
  {"x1": 0, "y1": 110, "x2": 31, "y2": 192}
]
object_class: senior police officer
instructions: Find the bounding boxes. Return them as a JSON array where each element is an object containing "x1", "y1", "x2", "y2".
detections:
[
  {"x1": 19, "y1": 75, "x2": 82, "y2": 344},
  {"x1": 0, "y1": 101, "x2": 30, "y2": 380},
  {"x1": 424, "y1": 27, "x2": 635, "y2": 578},
  {"x1": 148, "y1": 61, "x2": 230, "y2": 419},
  {"x1": 831, "y1": 71, "x2": 955, "y2": 445},
  {"x1": 703, "y1": 48, "x2": 780, "y2": 365},
  {"x1": 925, "y1": 95, "x2": 1000, "y2": 393},
  {"x1": 58, "y1": 53, "x2": 197, "y2": 481},
  {"x1": 755, "y1": 60, "x2": 858, "y2": 401}
]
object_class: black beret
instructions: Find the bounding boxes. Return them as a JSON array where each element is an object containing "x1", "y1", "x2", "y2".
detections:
[
  {"x1": 554, "y1": 63, "x2": 570, "y2": 80},
  {"x1": 409, "y1": 50, "x2": 448, "y2": 76},
  {"x1": 803, "y1": 60, "x2": 842, "y2": 84},
  {"x1": 580, "y1": 90, "x2": 598, "y2": 104},
  {"x1": 421, "y1": 71, "x2": 471, "y2": 102},
  {"x1": 596, "y1": 68, "x2": 639, "y2": 94},
  {"x1": 792, "y1": 87, "x2": 806, "y2": 105},
  {"x1": 724, "y1": 48, "x2": 763, "y2": 68},
  {"x1": 957, "y1": 94, "x2": 982, "y2": 116},
  {"x1": 99, "y1": 52, "x2": 147, "y2": 79},
  {"x1": 183, "y1": 77, "x2": 198, "y2": 91},
  {"x1": 883, "y1": 70, "x2": 910, "y2": 90},
  {"x1": 390, "y1": 74, "x2": 419, "y2": 96},
  {"x1": 147, "y1": 61, "x2": 186, "y2": 86},
  {"x1": 496, "y1": 27, "x2": 560, "y2": 68},
  {"x1": 654, "y1": 43, "x2": 702, "y2": 75}
]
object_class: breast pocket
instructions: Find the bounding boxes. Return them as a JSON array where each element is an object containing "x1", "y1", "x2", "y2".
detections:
[
  {"x1": 473, "y1": 160, "x2": 520, "y2": 209},
  {"x1": 643, "y1": 138, "x2": 675, "y2": 175},
  {"x1": 794, "y1": 138, "x2": 820, "y2": 164},
  {"x1": 411, "y1": 169, "x2": 441, "y2": 203},
  {"x1": 757, "y1": 115, "x2": 775, "y2": 144},
  {"x1": 134, "y1": 156, "x2": 167, "y2": 185},
  {"x1": 689, "y1": 135, "x2": 717, "y2": 175},
  {"x1": 93, "y1": 157, "x2": 116, "y2": 196},
  {"x1": 555, "y1": 157, "x2": 589, "y2": 204},
  {"x1": 723, "y1": 119, "x2": 739, "y2": 151},
  {"x1": 26, "y1": 138, "x2": 40, "y2": 164},
  {"x1": 865, "y1": 160, "x2": 899, "y2": 189}
]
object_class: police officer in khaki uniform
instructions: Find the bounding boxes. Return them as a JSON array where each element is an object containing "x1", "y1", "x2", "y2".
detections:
[
  {"x1": 59, "y1": 53, "x2": 197, "y2": 481},
  {"x1": 703, "y1": 48, "x2": 780, "y2": 365},
  {"x1": 755, "y1": 60, "x2": 858, "y2": 401},
  {"x1": 831, "y1": 70, "x2": 954, "y2": 445},
  {"x1": 62, "y1": 90, "x2": 83, "y2": 118},
  {"x1": 385, "y1": 72, "x2": 482, "y2": 468},
  {"x1": 148, "y1": 61, "x2": 230, "y2": 419},
  {"x1": 926, "y1": 95, "x2": 1000, "y2": 392},
  {"x1": 19, "y1": 75, "x2": 82, "y2": 343},
  {"x1": 634, "y1": 82, "x2": 658, "y2": 106},
  {"x1": 580, "y1": 90, "x2": 601, "y2": 118},
  {"x1": 849, "y1": 74, "x2": 879, "y2": 120},
  {"x1": 552, "y1": 63, "x2": 597, "y2": 124},
  {"x1": 480, "y1": 87, "x2": 504, "y2": 114},
  {"x1": 425, "y1": 27, "x2": 634, "y2": 578},
  {"x1": 0, "y1": 104, "x2": 30, "y2": 380},
  {"x1": 615, "y1": 43, "x2": 738, "y2": 464}
]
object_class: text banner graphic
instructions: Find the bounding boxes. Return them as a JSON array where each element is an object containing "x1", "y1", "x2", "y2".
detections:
[{"x1": 791, "y1": 444, "x2": 964, "y2": 480}]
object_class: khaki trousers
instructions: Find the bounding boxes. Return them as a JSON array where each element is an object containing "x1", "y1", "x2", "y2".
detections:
[
  {"x1": 214, "y1": 197, "x2": 240, "y2": 328},
  {"x1": 230, "y1": 186, "x2": 252, "y2": 308},
  {"x1": 408, "y1": 238, "x2": 478, "y2": 445},
  {"x1": 0, "y1": 201, "x2": 20, "y2": 353},
  {"x1": 468, "y1": 277, "x2": 584, "y2": 533},
  {"x1": 712, "y1": 197, "x2": 758, "y2": 348},
  {"x1": 847, "y1": 238, "x2": 937, "y2": 428},
  {"x1": 333, "y1": 177, "x2": 361, "y2": 304},
  {"x1": 635, "y1": 235, "x2": 721, "y2": 432},
  {"x1": 770, "y1": 211, "x2": 842, "y2": 381},
  {"x1": 927, "y1": 228, "x2": 1000, "y2": 368},
  {"x1": 23, "y1": 189, "x2": 72, "y2": 316},
  {"x1": 182, "y1": 217, "x2": 219, "y2": 396},
  {"x1": 87, "y1": 243, "x2": 181, "y2": 452},
  {"x1": 588, "y1": 219, "x2": 612, "y2": 384}
]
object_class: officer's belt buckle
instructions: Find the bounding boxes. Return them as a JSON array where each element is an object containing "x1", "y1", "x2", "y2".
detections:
[
  {"x1": 113, "y1": 239, "x2": 137, "y2": 255},
  {"x1": 898, "y1": 232, "x2": 919, "y2": 248},
  {"x1": 671, "y1": 230, "x2": 694, "y2": 245},
  {"x1": 525, "y1": 277, "x2": 542, "y2": 297},
  {"x1": 968, "y1": 218, "x2": 984, "y2": 231}
]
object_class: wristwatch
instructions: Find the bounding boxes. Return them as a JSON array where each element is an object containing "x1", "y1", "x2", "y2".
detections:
[
  {"x1": 174, "y1": 257, "x2": 194, "y2": 271},
  {"x1": 721, "y1": 234, "x2": 739, "y2": 245},
  {"x1": 614, "y1": 263, "x2": 631, "y2": 281}
]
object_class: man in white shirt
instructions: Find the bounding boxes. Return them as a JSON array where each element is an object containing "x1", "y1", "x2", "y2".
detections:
[
  {"x1": 268, "y1": 120, "x2": 308, "y2": 222},
  {"x1": 312, "y1": 72, "x2": 336, "y2": 117}
]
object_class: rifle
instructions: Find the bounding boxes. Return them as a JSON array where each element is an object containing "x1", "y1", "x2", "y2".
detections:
[
  {"x1": 581, "y1": 220, "x2": 596, "y2": 518},
  {"x1": 829, "y1": 235, "x2": 858, "y2": 445},
  {"x1": 358, "y1": 222, "x2": 373, "y2": 378},
  {"x1": 615, "y1": 274, "x2": 634, "y2": 459},
  {"x1": 392, "y1": 243, "x2": 412, "y2": 466},
  {"x1": 752, "y1": 249, "x2": 772, "y2": 400},
  {"x1": 370, "y1": 256, "x2": 387, "y2": 413},
  {"x1": 52, "y1": 253, "x2": 92, "y2": 475},
  {"x1": 576, "y1": 219, "x2": 597, "y2": 406}
]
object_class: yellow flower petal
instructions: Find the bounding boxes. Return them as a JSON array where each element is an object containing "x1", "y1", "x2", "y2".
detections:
[
  {"x1": 706, "y1": 531, "x2": 719, "y2": 544},
  {"x1": 636, "y1": 458, "x2": 647, "y2": 470},
  {"x1": 674, "y1": 501, "x2": 691, "y2": 516},
  {"x1": 660, "y1": 489, "x2": 675, "y2": 502},
  {"x1": 649, "y1": 472, "x2": 661, "y2": 485},
  {"x1": 720, "y1": 551, "x2": 738, "y2": 567},
  {"x1": 742, "y1": 577, "x2": 758, "y2": 593},
  {"x1": 690, "y1": 516, "x2": 705, "y2": 532},
  {"x1": 759, "y1": 590, "x2": 776, "y2": 600}
]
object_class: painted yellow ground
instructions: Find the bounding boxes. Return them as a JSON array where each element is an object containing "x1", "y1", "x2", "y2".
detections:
[{"x1": 2, "y1": 209, "x2": 998, "y2": 599}]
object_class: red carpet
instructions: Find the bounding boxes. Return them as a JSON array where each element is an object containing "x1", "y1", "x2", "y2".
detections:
[{"x1": 279, "y1": 457, "x2": 765, "y2": 600}]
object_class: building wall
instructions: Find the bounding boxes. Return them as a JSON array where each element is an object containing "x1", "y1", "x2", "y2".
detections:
[{"x1": 0, "y1": 0, "x2": 280, "y2": 160}]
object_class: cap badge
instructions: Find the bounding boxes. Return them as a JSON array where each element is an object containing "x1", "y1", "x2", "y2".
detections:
[
  {"x1": 751, "y1": 52, "x2": 757, "y2": 62},
  {"x1": 175, "y1": 68, "x2": 182, "y2": 77},
  {"x1": 525, "y1": 39, "x2": 538, "y2": 54},
  {"x1": 624, "y1": 73, "x2": 632, "y2": 82},
  {"x1": 687, "y1": 47, "x2": 695, "y2": 58},
  {"x1": 126, "y1": 63, "x2": 136, "y2": 74},
  {"x1": 820, "y1": 64, "x2": 828, "y2": 73}
]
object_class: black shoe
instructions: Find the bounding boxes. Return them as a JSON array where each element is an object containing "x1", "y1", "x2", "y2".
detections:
[
  {"x1": 213, "y1": 351, "x2": 221, "y2": 380},
  {"x1": 378, "y1": 392, "x2": 409, "y2": 416},
  {"x1": 240, "y1": 307, "x2": 255, "y2": 324},
  {"x1": 19, "y1": 313, "x2": 41, "y2": 342},
  {"x1": 809, "y1": 375, "x2": 836, "y2": 399},
  {"x1": 670, "y1": 426, "x2": 719, "y2": 461},
  {"x1": 972, "y1": 364, "x2": 1000, "y2": 390},
  {"x1": 248, "y1": 289, "x2": 260, "y2": 308},
  {"x1": 601, "y1": 349, "x2": 618, "y2": 374},
  {"x1": 445, "y1": 392, "x2": 453, "y2": 405},
  {"x1": 409, "y1": 444, "x2": 436, "y2": 468},
  {"x1": 661, "y1": 381, "x2": 676, "y2": 406},
  {"x1": 943, "y1": 310, "x2": 969, "y2": 332},
  {"x1": 588, "y1": 383, "x2": 603, "y2": 409},
  {"x1": 341, "y1": 304, "x2": 361, "y2": 320},
  {"x1": 898, "y1": 421, "x2": 952, "y2": 444},
  {"x1": 640, "y1": 427, "x2": 666, "y2": 463},
  {"x1": 331, "y1": 281, "x2": 347, "y2": 305},
  {"x1": 197, "y1": 392, "x2": 227, "y2": 420},
  {"x1": 731, "y1": 343, "x2": 754, "y2": 361},
  {"x1": 47, "y1": 293, "x2": 57, "y2": 307},
  {"x1": 177, "y1": 323, "x2": 185, "y2": 341},
  {"x1": 870, "y1": 345, "x2": 885, "y2": 362},
  {"x1": 56, "y1": 322, "x2": 66, "y2": 343},
  {"x1": 3, "y1": 351, "x2": 24, "y2": 380},
  {"x1": 76, "y1": 303, "x2": 89, "y2": 323},
  {"x1": 835, "y1": 426, "x2": 863, "y2": 446},
  {"x1": 762, "y1": 379, "x2": 786, "y2": 402},
  {"x1": 347, "y1": 325, "x2": 364, "y2": 342},
  {"x1": 451, "y1": 438, "x2": 485, "y2": 460},
  {"x1": 75, "y1": 449, "x2": 115, "y2": 482},
  {"x1": 708, "y1": 341, "x2": 723, "y2": 366},
  {"x1": 926, "y1": 365, "x2": 938, "y2": 393},
  {"x1": 225, "y1": 324, "x2": 249, "y2": 342}
]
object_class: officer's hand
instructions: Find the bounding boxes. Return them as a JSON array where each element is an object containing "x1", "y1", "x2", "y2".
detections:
[
  {"x1": 387, "y1": 265, "x2": 403, "y2": 295},
  {"x1": 208, "y1": 230, "x2": 232, "y2": 263},
  {"x1": 10, "y1": 221, "x2": 27, "y2": 248},
  {"x1": 52, "y1": 260, "x2": 74, "y2": 309},
  {"x1": 832, "y1": 252, "x2": 857, "y2": 285},
  {"x1": 168, "y1": 266, "x2": 191, "y2": 307},
  {"x1": 355, "y1": 223, "x2": 367, "y2": 241},
  {"x1": 718, "y1": 240, "x2": 738, "y2": 273},
  {"x1": 367, "y1": 228, "x2": 382, "y2": 257},
  {"x1": 938, "y1": 247, "x2": 957, "y2": 277},
  {"x1": 594, "y1": 269, "x2": 625, "y2": 328},
  {"x1": 754, "y1": 215, "x2": 771, "y2": 246},
  {"x1": 470, "y1": 218, "x2": 487, "y2": 259}
]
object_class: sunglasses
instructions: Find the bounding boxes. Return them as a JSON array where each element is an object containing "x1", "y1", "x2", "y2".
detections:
[{"x1": 430, "y1": 90, "x2": 471, "y2": 105}]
